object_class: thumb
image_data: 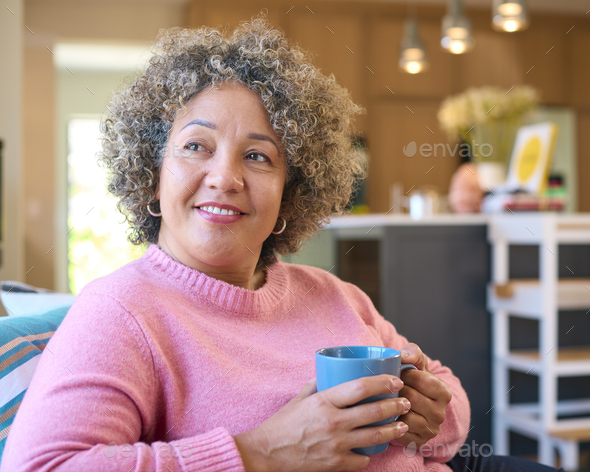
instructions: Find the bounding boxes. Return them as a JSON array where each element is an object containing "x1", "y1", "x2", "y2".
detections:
[
  {"x1": 293, "y1": 378, "x2": 317, "y2": 400},
  {"x1": 401, "y1": 343, "x2": 427, "y2": 371}
]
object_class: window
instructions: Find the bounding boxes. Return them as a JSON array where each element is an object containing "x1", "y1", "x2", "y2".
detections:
[{"x1": 67, "y1": 118, "x2": 144, "y2": 294}]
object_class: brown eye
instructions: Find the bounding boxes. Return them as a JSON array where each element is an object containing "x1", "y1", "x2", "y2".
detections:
[
  {"x1": 246, "y1": 152, "x2": 268, "y2": 162},
  {"x1": 185, "y1": 143, "x2": 207, "y2": 152}
]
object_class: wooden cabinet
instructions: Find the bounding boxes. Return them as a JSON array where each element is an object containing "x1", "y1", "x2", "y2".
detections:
[
  {"x1": 366, "y1": 101, "x2": 459, "y2": 213},
  {"x1": 288, "y1": 11, "x2": 367, "y2": 132},
  {"x1": 571, "y1": 29, "x2": 590, "y2": 108}
]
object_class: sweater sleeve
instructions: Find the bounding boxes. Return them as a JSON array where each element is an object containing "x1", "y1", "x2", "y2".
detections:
[
  {"x1": 343, "y1": 281, "x2": 471, "y2": 463},
  {"x1": 0, "y1": 290, "x2": 245, "y2": 472}
]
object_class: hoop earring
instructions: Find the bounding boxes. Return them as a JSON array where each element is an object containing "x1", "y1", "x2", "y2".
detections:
[
  {"x1": 147, "y1": 201, "x2": 162, "y2": 217},
  {"x1": 272, "y1": 218, "x2": 286, "y2": 235}
]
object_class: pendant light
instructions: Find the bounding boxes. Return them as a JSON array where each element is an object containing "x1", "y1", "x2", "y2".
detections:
[
  {"x1": 492, "y1": 0, "x2": 529, "y2": 32},
  {"x1": 441, "y1": 0, "x2": 475, "y2": 55},
  {"x1": 399, "y1": 17, "x2": 429, "y2": 74}
]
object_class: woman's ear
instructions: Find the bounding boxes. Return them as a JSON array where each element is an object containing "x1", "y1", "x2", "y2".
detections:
[{"x1": 155, "y1": 182, "x2": 160, "y2": 201}]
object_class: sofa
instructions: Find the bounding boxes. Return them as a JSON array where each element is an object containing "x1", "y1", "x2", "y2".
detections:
[{"x1": 0, "y1": 304, "x2": 72, "y2": 459}]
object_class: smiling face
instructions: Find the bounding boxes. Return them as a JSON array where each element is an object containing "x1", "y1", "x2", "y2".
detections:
[{"x1": 155, "y1": 83, "x2": 287, "y2": 284}]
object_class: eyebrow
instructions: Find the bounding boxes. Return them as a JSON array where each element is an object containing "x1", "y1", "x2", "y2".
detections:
[
  {"x1": 181, "y1": 119, "x2": 217, "y2": 131},
  {"x1": 180, "y1": 119, "x2": 280, "y2": 153},
  {"x1": 247, "y1": 133, "x2": 280, "y2": 153}
]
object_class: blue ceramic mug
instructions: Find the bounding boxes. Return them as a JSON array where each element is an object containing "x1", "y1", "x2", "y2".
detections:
[{"x1": 315, "y1": 345, "x2": 417, "y2": 456}]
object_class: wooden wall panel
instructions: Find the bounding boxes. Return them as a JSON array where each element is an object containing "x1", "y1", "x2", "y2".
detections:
[
  {"x1": 24, "y1": 45, "x2": 56, "y2": 289},
  {"x1": 288, "y1": 12, "x2": 367, "y2": 131},
  {"x1": 456, "y1": 29, "x2": 523, "y2": 92},
  {"x1": 517, "y1": 19, "x2": 567, "y2": 105},
  {"x1": 577, "y1": 111, "x2": 590, "y2": 212},
  {"x1": 368, "y1": 17, "x2": 454, "y2": 100},
  {"x1": 188, "y1": 3, "x2": 286, "y2": 32},
  {"x1": 571, "y1": 29, "x2": 590, "y2": 108},
  {"x1": 366, "y1": 101, "x2": 459, "y2": 213}
]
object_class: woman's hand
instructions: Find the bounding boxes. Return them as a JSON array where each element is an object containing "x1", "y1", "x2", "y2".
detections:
[
  {"x1": 234, "y1": 374, "x2": 411, "y2": 472},
  {"x1": 396, "y1": 343, "x2": 453, "y2": 448}
]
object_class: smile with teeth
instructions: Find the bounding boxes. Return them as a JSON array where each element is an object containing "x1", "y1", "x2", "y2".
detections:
[{"x1": 197, "y1": 206, "x2": 243, "y2": 215}]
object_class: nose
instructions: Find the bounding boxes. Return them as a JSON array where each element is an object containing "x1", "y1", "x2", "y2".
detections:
[{"x1": 203, "y1": 148, "x2": 245, "y2": 192}]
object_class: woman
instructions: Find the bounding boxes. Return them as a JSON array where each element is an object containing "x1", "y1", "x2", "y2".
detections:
[{"x1": 1, "y1": 17, "x2": 564, "y2": 472}]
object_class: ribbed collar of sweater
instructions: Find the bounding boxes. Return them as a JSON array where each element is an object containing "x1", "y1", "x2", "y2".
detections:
[{"x1": 143, "y1": 244, "x2": 289, "y2": 315}]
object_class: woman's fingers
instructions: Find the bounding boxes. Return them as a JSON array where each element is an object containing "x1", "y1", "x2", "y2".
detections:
[
  {"x1": 348, "y1": 421, "x2": 409, "y2": 451},
  {"x1": 291, "y1": 377, "x2": 318, "y2": 401},
  {"x1": 321, "y1": 374, "x2": 404, "y2": 410},
  {"x1": 400, "y1": 383, "x2": 437, "y2": 416},
  {"x1": 401, "y1": 369, "x2": 451, "y2": 404},
  {"x1": 342, "y1": 397, "x2": 411, "y2": 430},
  {"x1": 397, "y1": 384, "x2": 442, "y2": 446}
]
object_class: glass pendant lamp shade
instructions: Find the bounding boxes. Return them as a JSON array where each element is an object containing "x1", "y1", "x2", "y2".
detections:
[
  {"x1": 492, "y1": 0, "x2": 529, "y2": 32},
  {"x1": 441, "y1": 0, "x2": 475, "y2": 54},
  {"x1": 399, "y1": 18, "x2": 429, "y2": 74}
]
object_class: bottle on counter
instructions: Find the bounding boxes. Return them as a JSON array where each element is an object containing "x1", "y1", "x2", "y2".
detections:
[{"x1": 542, "y1": 173, "x2": 567, "y2": 211}]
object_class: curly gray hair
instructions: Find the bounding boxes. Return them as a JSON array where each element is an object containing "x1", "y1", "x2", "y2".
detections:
[{"x1": 99, "y1": 15, "x2": 367, "y2": 269}]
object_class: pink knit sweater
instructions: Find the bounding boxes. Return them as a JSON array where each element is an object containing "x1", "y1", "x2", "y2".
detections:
[{"x1": 1, "y1": 244, "x2": 470, "y2": 472}]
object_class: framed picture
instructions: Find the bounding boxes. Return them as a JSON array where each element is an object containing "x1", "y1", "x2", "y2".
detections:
[{"x1": 505, "y1": 122, "x2": 559, "y2": 194}]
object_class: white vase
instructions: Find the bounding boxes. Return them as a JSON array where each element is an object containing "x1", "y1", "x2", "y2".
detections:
[{"x1": 475, "y1": 162, "x2": 507, "y2": 191}]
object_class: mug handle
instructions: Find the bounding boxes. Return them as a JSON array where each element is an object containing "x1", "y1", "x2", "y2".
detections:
[{"x1": 393, "y1": 364, "x2": 418, "y2": 421}]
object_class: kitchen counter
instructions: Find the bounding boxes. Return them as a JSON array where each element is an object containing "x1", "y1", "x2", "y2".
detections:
[
  {"x1": 328, "y1": 213, "x2": 489, "y2": 228},
  {"x1": 325, "y1": 213, "x2": 489, "y2": 240}
]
